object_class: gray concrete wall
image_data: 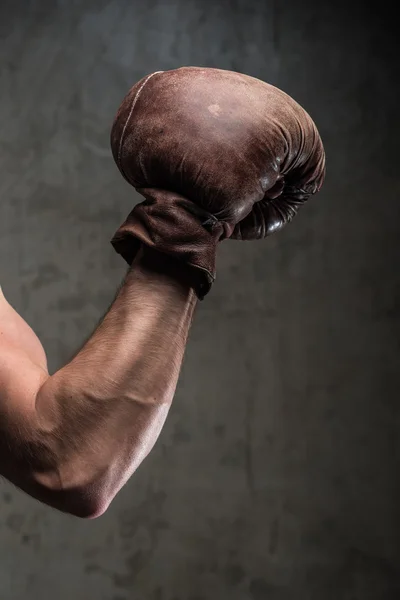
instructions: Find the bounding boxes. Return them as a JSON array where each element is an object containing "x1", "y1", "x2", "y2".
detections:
[{"x1": 0, "y1": 1, "x2": 398, "y2": 599}]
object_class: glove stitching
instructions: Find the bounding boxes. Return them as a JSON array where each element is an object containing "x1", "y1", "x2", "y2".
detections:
[{"x1": 117, "y1": 71, "x2": 164, "y2": 184}]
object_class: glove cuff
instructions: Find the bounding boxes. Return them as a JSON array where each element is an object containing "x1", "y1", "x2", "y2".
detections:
[{"x1": 110, "y1": 188, "x2": 230, "y2": 299}]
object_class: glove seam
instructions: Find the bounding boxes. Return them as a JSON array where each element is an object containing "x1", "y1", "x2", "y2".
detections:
[{"x1": 117, "y1": 71, "x2": 164, "y2": 183}]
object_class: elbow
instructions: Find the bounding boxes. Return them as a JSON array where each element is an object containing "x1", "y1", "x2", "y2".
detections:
[
  {"x1": 34, "y1": 476, "x2": 114, "y2": 519},
  {"x1": 77, "y1": 492, "x2": 115, "y2": 520},
  {"x1": 70, "y1": 505, "x2": 108, "y2": 520},
  {"x1": 57, "y1": 485, "x2": 114, "y2": 520},
  {"x1": 63, "y1": 496, "x2": 108, "y2": 520},
  {"x1": 13, "y1": 446, "x2": 119, "y2": 518},
  {"x1": 28, "y1": 446, "x2": 136, "y2": 518}
]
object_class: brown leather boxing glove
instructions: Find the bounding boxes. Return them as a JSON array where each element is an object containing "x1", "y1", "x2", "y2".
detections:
[{"x1": 110, "y1": 67, "x2": 326, "y2": 299}]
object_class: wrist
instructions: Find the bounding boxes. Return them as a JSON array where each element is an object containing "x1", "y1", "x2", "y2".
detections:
[{"x1": 131, "y1": 245, "x2": 198, "y2": 297}]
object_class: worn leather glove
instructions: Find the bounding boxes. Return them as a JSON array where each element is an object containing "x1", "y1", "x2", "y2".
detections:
[{"x1": 110, "y1": 67, "x2": 326, "y2": 299}]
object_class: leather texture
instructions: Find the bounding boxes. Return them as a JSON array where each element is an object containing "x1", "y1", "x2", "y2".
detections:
[{"x1": 110, "y1": 67, "x2": 326, "y2": 298}]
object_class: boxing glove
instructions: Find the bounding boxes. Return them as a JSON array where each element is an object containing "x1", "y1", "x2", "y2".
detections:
[{"x1": 110, "y1": 67, "x2": 326, "y2": 298}]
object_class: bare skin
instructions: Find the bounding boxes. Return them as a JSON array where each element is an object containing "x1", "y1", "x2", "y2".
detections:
[{"x1": 0, "y1": 247, "x2": 197, "y2": 518}]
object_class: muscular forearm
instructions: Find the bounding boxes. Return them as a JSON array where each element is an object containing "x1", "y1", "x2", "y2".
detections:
[{"x1": 28, "y1": 247, "x2": 197, "y2": 516}]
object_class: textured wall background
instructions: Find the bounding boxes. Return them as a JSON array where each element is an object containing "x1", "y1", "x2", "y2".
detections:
[{"x1": 0, "y1": 1, "x2": 399, "y2": 599}]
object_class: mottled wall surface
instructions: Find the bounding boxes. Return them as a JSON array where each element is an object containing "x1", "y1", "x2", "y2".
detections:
[{"x1": 0, "y1": 1, "x2": 399, "y2": 599}]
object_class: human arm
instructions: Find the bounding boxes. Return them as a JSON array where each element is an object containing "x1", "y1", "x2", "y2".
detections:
[{"x1": 0, "y1": 248, "x2": 197, "y2": 518}]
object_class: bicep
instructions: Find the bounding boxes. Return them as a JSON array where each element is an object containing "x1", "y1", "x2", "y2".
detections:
[
  {"x1": 0, "y1": 290, "x2": 48, "y2": 371},
  {"x1": 0, "y1": 294, "x2": 50, "y2": 479},
  {"x1": 0, "y1": 342, "x2": 49, "y2": 472}
]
